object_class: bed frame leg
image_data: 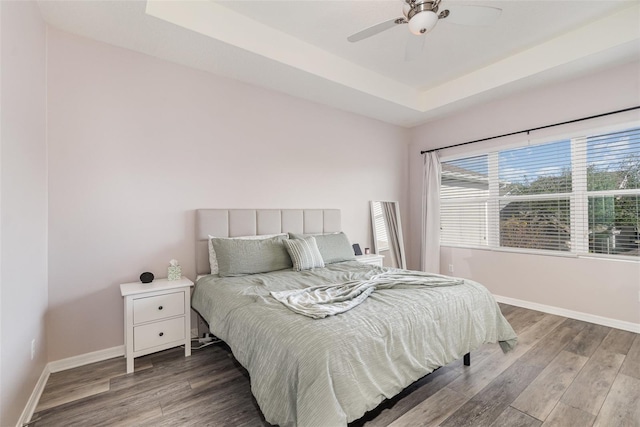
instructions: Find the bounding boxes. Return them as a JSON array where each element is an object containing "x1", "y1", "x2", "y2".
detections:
[{"x1": 463, "y1": 352, "x2": 470, "y2": 366}]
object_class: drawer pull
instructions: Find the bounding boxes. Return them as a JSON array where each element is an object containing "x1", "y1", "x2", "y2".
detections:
[
  {"x1": 158, "y1": 305, "x2": 163, "y2": 310},
  {"x1": 159, "y1": 332, "x2": 164, "y2": 337}
]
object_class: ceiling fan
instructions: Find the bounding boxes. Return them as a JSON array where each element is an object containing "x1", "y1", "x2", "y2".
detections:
[{"x1": 347, "y1": 0, "x2": 502, "y2": 43}]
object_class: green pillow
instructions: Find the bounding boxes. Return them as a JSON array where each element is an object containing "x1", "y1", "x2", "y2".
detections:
[
  {"x1": 288, "y1": 232, "x2": 356, "y2": 264},
  {"x1": 211, "y1": 235, "x2": 292, "y2": 277},
  {"x1": 283, "y1": 236, "x2": 325, "y2": 271}
]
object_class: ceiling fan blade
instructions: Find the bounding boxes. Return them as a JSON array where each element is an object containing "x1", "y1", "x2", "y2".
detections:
[
  {"x1": 347, "y1": 17, "x2": 405, "y2": 42},
  {"x1": 442, "y1": 5, "x2": 502, "y2": 26},
  {"x1": 404, "y1": 34, "x2": 426, "y2": 61}
]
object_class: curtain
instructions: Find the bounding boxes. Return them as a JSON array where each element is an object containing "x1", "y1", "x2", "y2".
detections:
[
  {"x1": 421, "y1": 152, "x2": 441, "y2": 273},
  {"x1": 382, "y1": 202, "x2": 406, "y2": 269}
]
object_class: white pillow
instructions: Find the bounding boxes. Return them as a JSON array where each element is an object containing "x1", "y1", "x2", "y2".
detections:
[{"x1": 208, "y1": 233, "x2": 287, "y2": 275}]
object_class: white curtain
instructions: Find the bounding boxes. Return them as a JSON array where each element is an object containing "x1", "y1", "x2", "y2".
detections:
[{"x1": 421, "y1": 152, "x2": 441, "y2": 273}]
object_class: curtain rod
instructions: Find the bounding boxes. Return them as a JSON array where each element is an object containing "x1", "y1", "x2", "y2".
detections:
[{"x1": 419, "y1": 105, "x2": 640, "y2": 155}]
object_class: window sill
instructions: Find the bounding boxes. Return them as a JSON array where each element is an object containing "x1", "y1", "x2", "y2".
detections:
[{"x1": 441, "y1": 244, "x2": 640, "y2": 263}]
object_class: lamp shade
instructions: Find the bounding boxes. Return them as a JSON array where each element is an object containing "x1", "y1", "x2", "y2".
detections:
[{"x1": 408, "y1": 10, "x2": 438, "y2": 35}]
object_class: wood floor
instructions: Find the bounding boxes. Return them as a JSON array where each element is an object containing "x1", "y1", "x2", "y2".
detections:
[{"x1": 31, "y1": 304, "x2": 640, "y2": 427}]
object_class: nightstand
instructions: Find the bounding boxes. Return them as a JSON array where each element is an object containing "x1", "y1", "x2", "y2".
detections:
[
  {"x1": 355, "y1": 254, "x2": 385, "y2": 266},
  {"x1": 120, "y1": 277, "x2": 194, "y2": 373}
]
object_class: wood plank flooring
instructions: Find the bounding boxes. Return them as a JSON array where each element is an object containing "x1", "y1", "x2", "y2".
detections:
[{"x1": 31, "y1": 304, "x2": 640, "y2": 427}]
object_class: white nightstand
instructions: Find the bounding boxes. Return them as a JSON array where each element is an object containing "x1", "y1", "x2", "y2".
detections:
[
  {"x1": 120, "y1": 277, "x2": 194, "y2": 373},
  {"x1": 355, "y1": 254, "x2": 385, "y2": 266}
]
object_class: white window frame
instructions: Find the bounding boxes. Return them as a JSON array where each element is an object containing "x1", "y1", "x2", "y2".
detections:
[{"x1": 571, "y1": 137, "x2": 588, "y2": 254}]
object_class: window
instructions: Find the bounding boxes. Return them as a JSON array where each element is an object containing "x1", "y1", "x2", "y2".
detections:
[
  {"x1": 585, "y1": 128, "x2": 640, "y2": 256},
  {"x1": 441, "y1": 155, "x2": 489, "y2": 247},
  {"x1": 498, "y1": 140, "x2": 572, "y2": 252},
  {"x1": 440, "y1": 125, "x2": 640, "y2": 258}
]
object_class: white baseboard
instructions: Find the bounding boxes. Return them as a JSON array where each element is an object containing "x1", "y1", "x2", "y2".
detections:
[
  {"x1": 19, "y1": 346, "x2": 124, "y2": 426},
  {"x1": 16, "y1": 365, "x2": 50, "y2": 427},
  {"x1": 494, "y1": 295, "x2": 640, "y2": 333},
  {"x1": 48, "y1": 345, "x2": 124, "y2": 373}
]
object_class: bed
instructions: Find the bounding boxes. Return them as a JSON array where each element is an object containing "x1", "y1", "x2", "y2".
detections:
[{"x1": 192, "y1": 209, "x2": 517, "y2": 427}]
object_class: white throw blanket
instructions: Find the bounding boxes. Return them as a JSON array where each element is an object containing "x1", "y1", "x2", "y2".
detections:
[{"x1": 271, "y1": 271, "x2": 464, "y2": 318}]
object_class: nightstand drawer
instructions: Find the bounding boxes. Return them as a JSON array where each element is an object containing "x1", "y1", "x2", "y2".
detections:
[
  {"x1": 134, "y1": 317, "x2": 185, "y2": 352},
  {"x1": 133, "y1": 292, "x2": 184, "y2": 324},
  {"x1": 355, "y1": 254, "x2": 384, "y2": 266}
]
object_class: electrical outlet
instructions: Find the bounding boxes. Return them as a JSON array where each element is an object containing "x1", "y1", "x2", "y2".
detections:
[
  {"x1": 448, "y1": 264, "x2": 454, "y2": 273},
  {"x1": 31, "y1": 339, "x2": 35, "y2": 360}
]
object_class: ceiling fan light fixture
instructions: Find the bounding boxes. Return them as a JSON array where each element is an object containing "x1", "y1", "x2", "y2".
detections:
[{"x1": 408, "y1": 10, "x2": 438, "y2": 35}]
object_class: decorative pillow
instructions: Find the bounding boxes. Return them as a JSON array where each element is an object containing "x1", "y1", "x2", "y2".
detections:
[
  {"x1": 210, "y1": 235, "x2": 292, "y2": 277},
  {"x1": 288, "y1": 232, "x2": 356, "y2": 264},
  {"x1": 283, "y1": 236, "x2": 325, "y2": 271},
  {"x1": 208, "y1": 233, "x2": 286, "y2": 275}
]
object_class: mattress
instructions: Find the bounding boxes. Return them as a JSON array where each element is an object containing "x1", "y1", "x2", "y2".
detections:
[{"x1": 192, "y1": 261, "x2": 517, "y2": 427}]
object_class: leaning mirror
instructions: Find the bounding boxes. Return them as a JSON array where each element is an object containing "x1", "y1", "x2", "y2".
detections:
[{"x1": 370, "y1": 201, "x2": 407, "y2": 269}]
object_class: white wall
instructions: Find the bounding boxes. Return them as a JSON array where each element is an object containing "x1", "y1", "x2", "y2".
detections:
[
  {"x1": 46, "y1": 28, "x2": 410, "y2": 361},
  {"x1": 408, "y1": 61, "x2": 640, "y2": 326},
  {"x1": 0, "y1": 2, "x2": 48, "y2": 425}
]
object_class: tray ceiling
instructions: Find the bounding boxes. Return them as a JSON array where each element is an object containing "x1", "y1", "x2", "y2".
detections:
[{"x1": 38, "y1": 1, "x2": 640, "y2": 127}]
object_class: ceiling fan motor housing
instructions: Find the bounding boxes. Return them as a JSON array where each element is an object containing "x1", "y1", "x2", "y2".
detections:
[{"x1": 406, "y1": 1, "x2": 440, "y2": 35}]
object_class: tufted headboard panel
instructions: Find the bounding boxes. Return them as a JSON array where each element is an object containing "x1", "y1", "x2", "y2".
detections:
[{"x1": 195, "y1": 209, "x2": 341, "y2": 275}]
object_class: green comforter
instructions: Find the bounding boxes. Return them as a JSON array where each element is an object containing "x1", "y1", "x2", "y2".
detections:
[{"x1": 192, "y1": 262, "x2": 517, "y2": 427}]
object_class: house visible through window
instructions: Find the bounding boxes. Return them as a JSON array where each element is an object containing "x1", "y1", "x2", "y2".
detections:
[{"x1": 440, "y1": 125, "x2": 640, "y2": 258}]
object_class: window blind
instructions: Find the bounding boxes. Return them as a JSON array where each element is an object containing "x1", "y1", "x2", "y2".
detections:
[
  {"x1": 441, "y1": 155, "x2": 490, "y2": 247},
  {"x1": 440, "y1": 126, "x2": 640, "y2": 258},
  {"x1": 583, "y1": 128, "x2": 640, "y2": 256}
]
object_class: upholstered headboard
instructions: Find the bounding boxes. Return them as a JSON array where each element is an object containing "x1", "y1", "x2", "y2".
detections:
[{"x1": 195, "y1": 209, "x2": 341, "y2": 275}]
